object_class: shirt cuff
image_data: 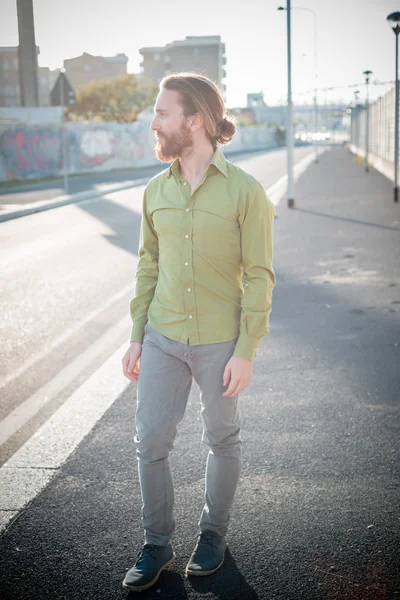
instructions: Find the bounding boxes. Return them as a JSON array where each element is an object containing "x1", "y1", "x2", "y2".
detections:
[
  {"x1": 233, "y1": 333, "x2": 262, "y2": 360},
  {"x1": 130, "y1": 319, "x2": 147, "y2": 343}
]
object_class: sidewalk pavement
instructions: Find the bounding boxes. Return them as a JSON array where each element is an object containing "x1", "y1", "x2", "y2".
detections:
[
  {"x1": 0, "y1": 165, "x2": 165, "y2": 223},
  {"x1": 0, "y1": 147, "x2": 399, "y2": 600}
]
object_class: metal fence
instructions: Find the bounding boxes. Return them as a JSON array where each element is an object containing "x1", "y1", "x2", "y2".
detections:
[{"x1": 350, "y1": 86, "x2": 397, "y2": 165}]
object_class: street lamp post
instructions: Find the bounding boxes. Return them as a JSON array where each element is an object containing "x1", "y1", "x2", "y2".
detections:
[
  {"x1": 286, "y1": 0, "x2": 294, "y2": 208},
  {"x1": 60, "y1": 68, "x2": 69, "y2": 194},
  {"x1": 278, "y1": 5, "x2": 319, "y2": 163},
  {"x1": 277, "y1": 2, "x2": 294, "y2": 208},
  {"x1": 362, "y1": 70, "x2": 372, "y2": 173},
  {"x1": 387, "y1": 12, "x2": 400, "y2": 203}
]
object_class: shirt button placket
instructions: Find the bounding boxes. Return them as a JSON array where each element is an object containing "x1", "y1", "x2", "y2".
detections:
[
  {"x1": 181, "y1": 180, "x2": 191, "y2": 343},
  {"x1": 185, "y1": 197, "x2": 195, "y2": 341}
]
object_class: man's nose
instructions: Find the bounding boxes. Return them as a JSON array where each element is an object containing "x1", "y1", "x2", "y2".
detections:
[{"x1": 151, "y1": 118, "x2": 159, "y2": 131}]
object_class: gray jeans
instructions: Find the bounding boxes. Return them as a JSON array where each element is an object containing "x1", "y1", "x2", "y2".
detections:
[{"x1": 134, "y1": 324, "x2": 242, "y2": 546}]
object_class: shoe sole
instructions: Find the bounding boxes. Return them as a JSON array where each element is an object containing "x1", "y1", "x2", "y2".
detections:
[
  {"x1": 185, "y1": 557, "x2": 224, "y2": 577},
  {"x1": 122, "y1": 553, "x2": 176, "y2": 592}
]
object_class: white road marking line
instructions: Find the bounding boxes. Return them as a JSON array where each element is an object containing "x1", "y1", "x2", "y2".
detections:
[
  {"x1": 267, "y1": 150, "x2": 327, "y2": 206},
  {"x1": 0, "y1": 316, "x2": 130, "y2": 446},
  {"x1": 0, "y1": 284, "x2": 134, "y2": 391},
  {"x1": 0, "y1": 343, "x2": 130, "y2": 532}
]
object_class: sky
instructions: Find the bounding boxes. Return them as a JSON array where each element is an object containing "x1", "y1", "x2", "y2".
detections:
[{"x1": 0, "y1": 0, "x2": 398, "y2": 108}]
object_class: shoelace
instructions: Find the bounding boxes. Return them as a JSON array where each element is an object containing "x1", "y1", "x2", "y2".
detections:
[
  {"x1": 198, "y1": 532, "x2": 219, "y2": 548},
  {"x1": 136, "y1": 544, "x2": 159, "y2": 563}
]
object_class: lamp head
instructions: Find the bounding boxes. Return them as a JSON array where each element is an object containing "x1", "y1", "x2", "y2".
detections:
[
  {"x1": 362, "y1": 70, "x2": 373, "y2": 84},
  {"x1": 387, "y1": 12, "x2": 400, "y2": 34}
]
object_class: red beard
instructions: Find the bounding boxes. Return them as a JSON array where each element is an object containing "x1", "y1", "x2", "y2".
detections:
[{"x1": 154, "y1": 124, "x2": 193, "y2": 162}]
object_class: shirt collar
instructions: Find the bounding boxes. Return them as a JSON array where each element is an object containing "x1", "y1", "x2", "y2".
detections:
[{"x1": 167, "y1": 147, "x2": 228, "y2": 179}]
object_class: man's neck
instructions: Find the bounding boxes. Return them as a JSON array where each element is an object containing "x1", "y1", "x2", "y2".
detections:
[{"x1": 178, "y1": 142, "x2": 215, "y2": 183}]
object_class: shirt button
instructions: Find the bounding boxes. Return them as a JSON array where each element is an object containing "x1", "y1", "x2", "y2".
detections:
[
  {"x1": 185, "y1": 234, "x2": 189, "y2": 239},
  {"x1": 183, "y1": 182, "x2": 188, "y2": 185},
  {"x1": 189, "y1": 315, "x2": 193, "y2": 319},
  {"x1": 187, "y1": 288, "x2": 191, "y2": 292},
  {"x1": 185, "y1": 208, "x2": 190, "y2": 212},
  {"x1": 185, "y1": 262, "x2": 189, "y2": 266}
]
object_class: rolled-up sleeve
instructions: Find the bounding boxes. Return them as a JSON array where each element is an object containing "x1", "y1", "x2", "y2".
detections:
[
  {"x1": 234, "y1": 182, "x2": 276, "y2": 360},
  {"x1": 129, "y1": 189, "x2": 159, "y2": 343}
]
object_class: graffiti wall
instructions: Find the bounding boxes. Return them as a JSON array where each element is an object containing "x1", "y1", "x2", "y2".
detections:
[{"x1": 0, "y1": 119, "x2": 276, "y2": 182}]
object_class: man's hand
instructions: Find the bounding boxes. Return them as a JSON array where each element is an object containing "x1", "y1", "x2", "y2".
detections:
[
  {"x1": 122, "y1": 342, "x2": 142, "y2": 382},
  {"x1": 223, "y1": 356, "x2": 253, "y2": 397}
]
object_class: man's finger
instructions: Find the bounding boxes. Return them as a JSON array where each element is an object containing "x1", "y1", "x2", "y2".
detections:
[
  {"x1": 123, "y1": 371, "x2": 137, "y2": 382},
  {"x1": 127, "y1": 357, "x2": 137, "y2": 373},
  {"x1": 223, "y1": 378, "x2": 240, "y2": 397},
  {"x1": 222, "y1": 365, "x2": 231, "y2": 387},
  {"x1": 234, "y1": 381, "x2": 247, "y2": 396},
  {"x1": 132, "y1": 361, "x2": 140, "y2": 377}
]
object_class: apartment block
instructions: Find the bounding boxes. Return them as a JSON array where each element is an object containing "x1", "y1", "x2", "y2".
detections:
[
  {"x1": 0, "y1": 47, "x2": 22, "y2": 107},
  {"x1": 139, "y1": 36, "x2": 226, "y2": 93},
  {"x1": 0, "y1": 46, "x2": 61, "y2": 108},
  {"x1": 63, "y1": 52, "x2": 128, "y2": 89}
]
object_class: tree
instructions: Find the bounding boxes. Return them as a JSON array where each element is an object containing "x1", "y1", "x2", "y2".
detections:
[{"x1": 66, "y1": 74, "x2": 158, "y2": 122}]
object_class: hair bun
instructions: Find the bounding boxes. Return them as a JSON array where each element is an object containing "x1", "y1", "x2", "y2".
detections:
[{"x1": 216, "y1": 115, "x2": 236, "y2": 145}]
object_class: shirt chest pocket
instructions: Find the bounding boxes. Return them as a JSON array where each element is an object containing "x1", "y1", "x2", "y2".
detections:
[
  {"x1": 193, "y1": 208, "x2": 239, "y2": 235},
  {"x1": 152, "y1": 207, "x2": 182, "y2": 236},
  {"x1": 193, "y1": 208, "x2": 241, "y2": 260}
]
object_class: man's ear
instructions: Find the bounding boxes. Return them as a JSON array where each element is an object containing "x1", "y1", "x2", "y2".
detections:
[{"x1": 189, "y1": 112, "x2": 204, "y2": 132}]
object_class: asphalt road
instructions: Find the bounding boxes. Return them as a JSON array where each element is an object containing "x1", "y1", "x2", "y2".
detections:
[
  {"x1": 0, "y1": 147, "x2": 399, "y2": 599},
  {"x1": 0, "y1": 146, "x2": 313, "y2": 465}
]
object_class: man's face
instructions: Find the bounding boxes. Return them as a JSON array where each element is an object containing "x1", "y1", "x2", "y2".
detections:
[{"x1": 151, "y1": 89, "x2": 194, "y2": 162}]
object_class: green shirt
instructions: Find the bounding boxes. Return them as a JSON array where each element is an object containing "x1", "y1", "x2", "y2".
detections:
[{"x1": 130, "y1": 147, "x2": 275, "y2": 360}]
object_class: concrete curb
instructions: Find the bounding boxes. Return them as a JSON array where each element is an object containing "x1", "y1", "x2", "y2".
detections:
[
  {"x1": 0, "y1": 346, "x2": 129, "y2": 533},
  {"x1": 268, "y1": 148, "x2": 326, "y2": 206},
  {"x1": 0, "y1": 177, "x2": 150, "y2": 223}
]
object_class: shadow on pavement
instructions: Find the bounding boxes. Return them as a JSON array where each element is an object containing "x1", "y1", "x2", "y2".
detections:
[
  {"x1": 77, "y1": 195, "x2": 143, "y2": 256},
  {"x1": 188, "y1": 549, "x2": 259, "y2": 599},
  {"x1": 295, "y1": 207, "x2": 400, "y2": 232},
  {"x1": 125, "y1": 571, "x2": 189, "y2": 599},
  {"x1": 123, "y1": 551, "x2": 258, "y2": 599}
]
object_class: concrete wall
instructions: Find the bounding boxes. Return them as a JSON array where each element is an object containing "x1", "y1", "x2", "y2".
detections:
[
  {"x1": 350, "y1": 87, "x2": 399, "y2": 182},
  {"x1": 0, "y1": 106, "x2": 63, "y2": 124},
  {"x1": 0, "y1": 119, "x2": 276, "y2": 182}
]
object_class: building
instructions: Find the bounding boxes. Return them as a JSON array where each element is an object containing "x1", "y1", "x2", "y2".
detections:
[
  {"x1": 0, "y1": 46, "x2": 60, "y2": 107},
  {"x1": 139, "y1": 36, "x2": 226, "y2": 93},
  {"x1": 38, "y1": 66, "x2": 61, "y2": 106},
  {"x1": 246, "y1": 91, "x2": 347, "y2": 131},
  {"x1": 230, "y1": 107, "x2": 256, "y2": 126},
  {"x1": 247, "y1": 93, "x2": 286, "y2": 126},
  {"x1": 63, "y1": 52, "x2": 128, "y2": 89},
  {"x1": 0, "y1": 47, "x2": 22, "y2": 107},
  {"x1": 1, "y1": 47, "x2": 128, "y2": 107}
]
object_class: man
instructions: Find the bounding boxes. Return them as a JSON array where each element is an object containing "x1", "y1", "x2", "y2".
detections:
[{"x1": 121, "y1": 72, "x2": 275, "y2": 592}]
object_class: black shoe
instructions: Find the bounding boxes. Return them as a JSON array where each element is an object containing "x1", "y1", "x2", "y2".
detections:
[
  {"x1": 122, "y1": 543, "x2": 175, "y2": 592},
  {"x1": 185, "y1": 530, "x2": 227, "y2": 576}
]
